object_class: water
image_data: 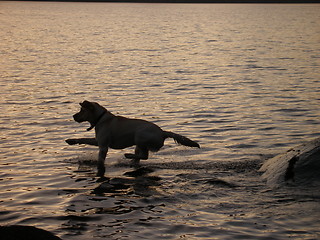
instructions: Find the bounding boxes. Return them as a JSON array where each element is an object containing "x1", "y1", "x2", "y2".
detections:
[{"x1": 1, "y1": 1, "x2": 320, "y2": 239}]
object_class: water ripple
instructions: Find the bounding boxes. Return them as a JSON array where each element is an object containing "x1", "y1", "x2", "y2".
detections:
[{"x1": 1, "y1": 2, "x2": 320, "y2": 240}]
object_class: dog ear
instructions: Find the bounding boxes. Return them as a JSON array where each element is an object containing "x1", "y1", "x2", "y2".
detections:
[{"x1": 80, "y1": 100, "x2": 94, "y2": 110}]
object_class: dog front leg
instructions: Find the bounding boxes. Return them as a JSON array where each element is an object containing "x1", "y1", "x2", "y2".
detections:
[
  {"x1": 97, "y1": 146, "x2": 108, "y2": 178},
  {"x1": 66, "y1": 138, "x2": 98, "y2": 146}
]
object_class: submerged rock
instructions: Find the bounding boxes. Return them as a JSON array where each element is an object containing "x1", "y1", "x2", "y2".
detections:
[
  {"x1": 124, "y1": 167, "x2": 155, "y2": 177},
  {"x1": 93, "y1": 170, "x2": 162, "y2": 197},
  {"x1": 0, "y1": 225, "x2": 62, "y2": 240},
  {"x1": 259, "y1": 137, "x2": 320, "y2": 187}
]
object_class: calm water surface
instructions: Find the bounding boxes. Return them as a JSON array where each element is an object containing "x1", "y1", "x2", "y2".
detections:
[{"x1": 0, "y1": 2, "x2": 320, "y2": 239}]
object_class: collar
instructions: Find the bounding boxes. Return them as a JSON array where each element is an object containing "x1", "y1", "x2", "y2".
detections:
[{"x1": 87, "y1": 111, "x2": 106, "y2": 131}]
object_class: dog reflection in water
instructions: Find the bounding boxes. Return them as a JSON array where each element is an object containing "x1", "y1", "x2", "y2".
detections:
[{"x1": 66, "y1": 101, "x2": 200, "y2": 179}]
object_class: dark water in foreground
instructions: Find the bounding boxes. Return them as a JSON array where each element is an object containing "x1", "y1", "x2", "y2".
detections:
[{"x1": 1, "y1": 2, "x2": 320, "y2": 239}]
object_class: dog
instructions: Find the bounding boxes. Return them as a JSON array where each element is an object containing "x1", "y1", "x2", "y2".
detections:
[{"x1": 66, "y1": 101, "x2": 200, "y2": 178}]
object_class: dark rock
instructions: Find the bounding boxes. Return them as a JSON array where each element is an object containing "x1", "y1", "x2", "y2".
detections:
[{"x1": 0, "y1": 225, "x2": 62, "y2": 240}]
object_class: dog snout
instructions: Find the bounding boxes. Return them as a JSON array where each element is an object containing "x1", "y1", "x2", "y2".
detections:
[{"x1": 73, "y1": 113, "x2": 82, "y2": 122}]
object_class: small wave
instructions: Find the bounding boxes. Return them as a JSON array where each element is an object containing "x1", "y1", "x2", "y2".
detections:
[{"x1": 114, "y1": 159, "x2": 261, "y2": 173}]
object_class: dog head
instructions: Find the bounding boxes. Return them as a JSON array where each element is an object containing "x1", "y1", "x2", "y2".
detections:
[{"x1": 73, "y1": 101, "x2": 109, "y2": 129}]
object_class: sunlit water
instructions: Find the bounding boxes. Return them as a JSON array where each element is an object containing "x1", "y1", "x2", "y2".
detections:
[{"x1": 1, "y1": 2, "x2": 320, "y2": 239}]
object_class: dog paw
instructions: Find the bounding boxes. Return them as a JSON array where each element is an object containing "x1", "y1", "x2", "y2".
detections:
[{"x1": 65, "y1": 139, "x2": 78, "y2": 145}]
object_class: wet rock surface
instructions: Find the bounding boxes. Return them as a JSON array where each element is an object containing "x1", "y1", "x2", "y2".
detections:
[{"x1": 259, "y1": 137, "x2": 320, "y2": 187}]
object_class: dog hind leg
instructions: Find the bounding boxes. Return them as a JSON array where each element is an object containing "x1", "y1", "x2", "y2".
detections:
[{"x1": 124, "y1": 146, "x2": 149, "y2": 166}]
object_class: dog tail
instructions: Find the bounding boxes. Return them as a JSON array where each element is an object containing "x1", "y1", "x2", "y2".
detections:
[{"x1": 163, "y1": 131, "x2": 200, "y2": 148}]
